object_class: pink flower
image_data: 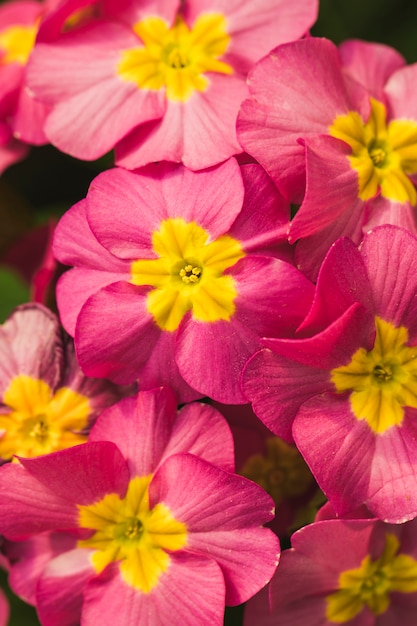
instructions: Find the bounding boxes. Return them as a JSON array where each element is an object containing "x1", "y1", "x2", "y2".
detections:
[
  {"x1": 53, "y1": 159, "x2": 313, "y2": 403},
  {"x1": 26, "y1": 0, "x2": 318, "y2": 169},
  {"x1": 0, "y1": 387, "x2": 280, "y2": 626},
  {"x1": 245, "y1": 517, "x2": 417, "y2": 626},
  {"x1": 243, "y1": 225, "x2": 417, "y2": 522},
  {"x1": 238, "y1": 38, "x2": 417, "y2": 278},
  {"x1": 0, "y1": 303, "x2": 125, "y2": 460}
]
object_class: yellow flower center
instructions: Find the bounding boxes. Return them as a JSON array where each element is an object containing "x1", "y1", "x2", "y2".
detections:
[
  {"x1": 0, "y1": 375, "x2": 91, "y2": 459},
  {"x1": 240, "y1": 437, "x2": 314, "y2": 506},
  {"x1": 326, "y1": 533, "x2": 417, "y2": 622},
  {"x1": 130, "y1": 217, "x2": 245, "y2": 332},
  {"x1": 0, "y1": 22, "x2": 38, "y2": 65},
  {"x1": 78, "y1": 476, "x2": 187, "y2": 593},
  {"x1": 117, "y1": 13, "x2": 232, "y2": 102},
  {"x1": 331, "y1": 317, "x2": 417, "y2": 433},
  {"x1": 329, "y1": 98, "x2": 417, "y2": 204}
]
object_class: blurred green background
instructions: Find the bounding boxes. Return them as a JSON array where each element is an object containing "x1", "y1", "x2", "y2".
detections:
[{"x1": 1, "y1": 0, "x2": 417, "y2": 624}]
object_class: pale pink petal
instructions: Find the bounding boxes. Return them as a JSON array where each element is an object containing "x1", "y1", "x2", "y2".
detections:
[
  {"x1": 13, "y1": 87, "x2": 51, "y2": 145},
  {"x1": 116, "y1": 73, "x2": 248, "y2": 171},
  {"x1": 237, "y1": 38, "x2": 351, "y2": 201},
  {"x1": 7, "y1": 532, "x2": 76, "y2": 605},
  {"x1": 37, "y1": 548, "x2": 95, "y2": 626},
  {"x1": 28, "y1": 23, "x2": 165, "y2": 159},
  {"x1": 339, "y1": 39, "x2": 405, "y2": 102},
  {"x1": 82, "y1": 554, "x2": 225, "y2": 626},
  {"x1": 364, "y1": 196, "x2": 417, "y2": 236},
  {"x1": 384, "y1": 63, "x2": 417, "y2": 120},
  {"x1": 0, "y1": 303, "x2": 63, "y2": 395}
]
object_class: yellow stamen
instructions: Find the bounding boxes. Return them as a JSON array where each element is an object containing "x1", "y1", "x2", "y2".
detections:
[
  {"x1": 331, "y1": 317, "x2": 417, "y2": 433},
  {"x1": 0, "y1": 375, "x2": 91, "y2": 459},
  {"x1": 117, "y1": 13, "x2": 233, "y2": 102},
  {"x1": 326, "y1": 533, "x2": 417, "y2": 622},
  {"x1": 0, "y1": 23, "x2": 37, "y2": 65},
  {"x1": 78, "y1": 476, "x2": 187, "y2": 593},
  {"x1": 130, "y1": 218, "x2": 244, "y2": 331},
  {"x1": 329, "y1": 98, "x2": 417, "y2": 204}
]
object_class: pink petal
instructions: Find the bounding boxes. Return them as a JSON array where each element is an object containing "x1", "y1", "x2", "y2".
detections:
[
  {"x1": 340, "y1": 39, "x2": 405, "y2": 102},
  {"x1": 116, "y1": 73, "x2": 248, "y2": 171},
  {"x1": 289, "y1": 135, "x2": 363, "y2": 242},
  {"x1": 74, "y1": 281, "x2": 160, "y2": 384},
  {"x1": 28, "y1": 23, "x2": 165, "y2": 159},
  {"x1": 228, "y1": 164, "x2": 290, "y2": 257},
  {"x1": 293, "y1": 395, "x2": 379, "y2": 517},
  {"x1": 384, "y1": 63, "x2": 417, "y2": 120},
  {"x1": 184, "y1": 0, "x2": 318, "y2": 73},
  {"x1": 86, "y1": 160, "x2": 245, "y2": 259},
  {"x1": 242, "y1": 348, "x2": 333, "y2": 441},
  {"x1": 37, "y1": 548, "x2": 94, "y2": 626},
  {"x1": 89, "y1": 388, "x2": 178, "y2": 476},
  {"x1": 158, "y1": 401, "x2": 235, "y2": 473},
  {"x1": 360, "y1": 225, "x2": 417, "y2": 336},
  {"x1": 237, "y1": 38, "x2": 351, "y2": 201},
  {"x1": 7, "y1": 532, "x2": 76, "y2": 605},
  {"x1": 0, "y1": 303, "x2": 62, "y2": 396},
  {"x1": 82, "y1": 555, "x2": 225, "y2": 626}
]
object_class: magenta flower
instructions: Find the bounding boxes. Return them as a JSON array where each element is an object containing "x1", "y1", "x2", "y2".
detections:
[
  {"x1": 243, "y1": 225, "x2": 417, "y2": 522},
  {"x1": 0, "y1": 387, "x2": 280, "y2": 626},
  {"x1": 0, "y1": 303, "x2": 124, "y2": 460},
  {"x1": 245, "y1": 517, "x2": 417, "y2": 626},
  {"x1": 26, "y1": 0, "x2": 318, "y2": 169},
  {"x1": 238, "y1": 38, "x2": 417, "y2": 278},
  {"x1": 53, "y1": 159, "x2": 313, "y2": 403}
]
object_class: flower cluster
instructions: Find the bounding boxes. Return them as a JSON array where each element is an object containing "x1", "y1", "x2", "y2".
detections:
[{"x1": 1, "y1": 0, "x2": 417, "y2": 624}]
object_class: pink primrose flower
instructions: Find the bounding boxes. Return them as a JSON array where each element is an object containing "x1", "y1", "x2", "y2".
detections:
[
  {"x1": 26, "y1": 0, "x2": 318, "y2": 169},
  {"x1": 53, "y1": 159, "x2": 313, "y2": 404},
  {"x1": 0, "y1": 302, "x2": 125, "y2": 460},
  {"x1": 238, "y1": 37, "x2": 417, "y2": 278},
  {"x1": 245, "y1": 517, "x2": 417, "y2": 626},
  {"x1": 243, "y1": 225, "x2": 417, "y2": 523},
  {"x1": 0, "y1": 387, "x2": 280, "y2": 626}
]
